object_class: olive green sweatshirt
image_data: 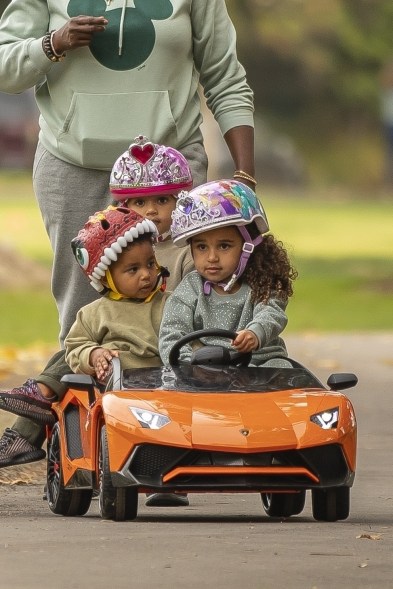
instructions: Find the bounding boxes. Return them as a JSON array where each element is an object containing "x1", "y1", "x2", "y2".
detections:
[{"x1": 65, "y1": 291, "x2": 169, "y2": 374}]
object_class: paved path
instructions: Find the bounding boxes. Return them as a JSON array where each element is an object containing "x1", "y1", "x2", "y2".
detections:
[{"x1": 0, "y1": 333, "x2": 392, "y2": 589}]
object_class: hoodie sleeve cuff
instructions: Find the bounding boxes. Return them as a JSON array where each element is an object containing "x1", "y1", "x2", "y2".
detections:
[{"x1": 28, "y1": 37, "x2": 54, "y2": 73}]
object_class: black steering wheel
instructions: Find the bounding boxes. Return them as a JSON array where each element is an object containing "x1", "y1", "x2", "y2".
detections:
[{"x1": 168, "y1": 328, "x2": 252, "y2": 367}]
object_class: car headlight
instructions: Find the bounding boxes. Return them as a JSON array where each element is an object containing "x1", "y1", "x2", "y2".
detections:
[
  {"x1": 129, "y1": 407, "x2": 171, "y2": 430},
  {"x1": 310, "y1": 407, "x2": 339, "y2": 429}
]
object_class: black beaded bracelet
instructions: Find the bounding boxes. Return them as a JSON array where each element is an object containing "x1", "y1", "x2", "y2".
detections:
[{"x1": 42, "y1": 30, "x2": 66, "y2": 62}]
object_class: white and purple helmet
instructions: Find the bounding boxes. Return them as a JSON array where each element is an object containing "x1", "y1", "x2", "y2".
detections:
[
  {"x1": 171, "y1": 180, "x2": 269, "y2": 247},
  {"x1": 171, "y1": 180, "x2": 269, "y2": 293}
]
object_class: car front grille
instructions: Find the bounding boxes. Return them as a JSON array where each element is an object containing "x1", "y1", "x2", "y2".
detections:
[{"x1": 123, "y1": 443, "x2": 351, "y2": 490}]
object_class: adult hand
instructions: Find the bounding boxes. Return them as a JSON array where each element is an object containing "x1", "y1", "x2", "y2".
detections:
[{"x1": 51, "y1": 16, "x2": 108, "y2": 55}]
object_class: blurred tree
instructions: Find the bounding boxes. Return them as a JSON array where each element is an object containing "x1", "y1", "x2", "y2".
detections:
[
  {"x1": 2, "y1": 0, "x2": 392, "y2": 186},
  {"x1": 227, "y1": 0, "x2": 393, "y2": 187},
  {"x1": 228, "y1": 0, "x2": 393, "y2": 123}
]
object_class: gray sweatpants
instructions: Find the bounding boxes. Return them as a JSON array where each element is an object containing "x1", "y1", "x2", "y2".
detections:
[
  {"x1": 33, "y1": 143, "x2": 110, "y2": 346},
  {"x1": 13, "y1": 141, "x2": 208, "y2": 447}
]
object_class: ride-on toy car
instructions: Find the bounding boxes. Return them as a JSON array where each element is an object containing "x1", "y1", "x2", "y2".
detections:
[{"x1": 46, "y1": 329, "x2": 357, "y2": 522}]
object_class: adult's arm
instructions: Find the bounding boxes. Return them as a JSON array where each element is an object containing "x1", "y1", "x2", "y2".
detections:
[
  {"x1": 0, "y1": 0, "x2": 51, "y2": 92},
  {"x1": 0, "y1": 1, "x2": 107, "y2": 93},
  {"x1": 224, "y1": 125, "x2": 255, "y2": 187},
  {"x1": 191, "y1": 0, "x2": 255, "y2": 185}
]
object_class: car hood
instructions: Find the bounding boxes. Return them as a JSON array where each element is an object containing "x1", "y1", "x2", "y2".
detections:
[{"x1": 102, "y1": 388, "x2": 348, "y2": 451}]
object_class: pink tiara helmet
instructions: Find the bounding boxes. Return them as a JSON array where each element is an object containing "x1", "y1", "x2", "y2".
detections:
[
  {"x1": 71, "y1": 206, "x2": 158, "y2": 293},
  {"x1": 109, "y1": 135, "x2": 193, "y2": 200},
  {"x1": 171, "y1": 180, "x2": 269, "y2": 293}
]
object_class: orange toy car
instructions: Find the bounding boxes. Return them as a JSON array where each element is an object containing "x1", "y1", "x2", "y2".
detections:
[{"x1": 46, "y1": 329, "x2": 357, "y2": 522}]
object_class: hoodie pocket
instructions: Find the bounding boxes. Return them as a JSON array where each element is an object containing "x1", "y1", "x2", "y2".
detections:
[{"x1": 58, "y1": 91, "x2": 177, "y2": 169}]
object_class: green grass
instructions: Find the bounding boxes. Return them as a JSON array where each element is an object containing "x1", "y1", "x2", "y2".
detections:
[
  {"x1": 0, "y1": 173, "x2": 57, "y2": 346},
  {"x1": 0, "y1": 290, "x2": 59, "y2": 347},
  {"x1": 264, "y1": 191, "x2": 393, "y2": 259},
  {"x1": 0, "y1": 173, "x2": 52, "y2": 265},
  {"x1": 264, "y1": 193, "x2": 393, "y2": 333},
  {"x1": 0, "y1": 172, "x2": 392, "y2": 346},
  {"x1": 288, "y1": 258, "x2": 392, "y2": 332}
]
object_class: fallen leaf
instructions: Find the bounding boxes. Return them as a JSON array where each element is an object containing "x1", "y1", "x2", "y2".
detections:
[{"x1": 356, "y1": 533, "x2": 382, "y2": 540}]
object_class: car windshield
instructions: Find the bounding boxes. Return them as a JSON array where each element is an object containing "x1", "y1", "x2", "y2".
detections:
[{"x1": 121, "y1": 365, "x2": 324, "y2": 393}]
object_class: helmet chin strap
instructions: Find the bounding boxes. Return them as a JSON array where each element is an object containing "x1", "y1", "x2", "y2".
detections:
[
  {"x1": 105, "y1": 265, "x2": 169, "y2": 302},
  {"x1": 203, "y1": 226, "x2": 263, "y2": 295},
  {"x1": 144, "y1": 266, "x2": 170, "y2": 302},
  {"x1": 105, "y1": 270, "x2": 124, "y2": 300}
]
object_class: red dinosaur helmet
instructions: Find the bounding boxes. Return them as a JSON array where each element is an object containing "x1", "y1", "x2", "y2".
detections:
[{"x1": 71, "y1": 206, "x2": 158, "y2": 292}]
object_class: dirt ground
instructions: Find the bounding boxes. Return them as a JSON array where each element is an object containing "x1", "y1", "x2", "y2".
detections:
[{"x1": 0, "y1": 244, "x2": 50, "y2": 289}]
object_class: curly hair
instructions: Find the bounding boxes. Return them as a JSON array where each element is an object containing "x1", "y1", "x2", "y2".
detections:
[{"x1": 243, "y1": 232, "x2": 298, "y2": 304}]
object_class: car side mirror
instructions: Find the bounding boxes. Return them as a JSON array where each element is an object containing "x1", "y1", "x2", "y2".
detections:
[{"x1": 327, "y1": 373, "x2": 358, "y2": 391}]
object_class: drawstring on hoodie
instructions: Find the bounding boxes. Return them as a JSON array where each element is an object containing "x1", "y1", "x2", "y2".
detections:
[
  {"x1": 119, "y1": 0, "x2": 127, "y2": 56},
  {"x1": 105, "y1": 0, "x2": 126, "y2": 56}
]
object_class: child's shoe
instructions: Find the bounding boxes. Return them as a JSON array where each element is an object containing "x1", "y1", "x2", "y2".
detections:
[
  {"x1": 0, "y1": 428, "x2": 46, "y2": 468},
  {"x1": 0, "y1": 379, "x2": 55, "y2": 426}
]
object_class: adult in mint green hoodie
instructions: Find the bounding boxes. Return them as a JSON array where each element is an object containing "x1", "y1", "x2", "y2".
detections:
[{"x1": 0, "y1": 0, "x2": 256, "y2": 344}]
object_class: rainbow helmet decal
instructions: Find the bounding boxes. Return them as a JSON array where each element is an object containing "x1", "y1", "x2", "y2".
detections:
[
  {"x1": 171, "y1": 180, "x2": 269, "y2": 247},
  {"x1": 71, "y1": 206, "x2": 158, "y2": 292},
  {"x1": 110, "y1": 135, "x2": 193, "y2": 200}
]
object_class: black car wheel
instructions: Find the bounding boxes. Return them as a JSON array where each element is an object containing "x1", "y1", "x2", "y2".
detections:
[
  {"x1": 98, "y1": 425, "x2": 138, "y2": 521},
  {"x1": 47, "y1": 422, "x2": 92, "y2": 516},
  {"x1": 312, "y1": 487, "x2": 350, "y2": 521},
  {"x1": 261, "y1": 491, "x2": 306, "y2": 517}
]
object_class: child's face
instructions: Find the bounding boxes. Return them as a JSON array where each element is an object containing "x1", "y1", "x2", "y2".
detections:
[
  {"x1": 191, "y1": 226, "x2": 243, "y2": 287},
  {"x1": 108, "y1": 239, "x2": 159, "y2": 299},
  {"x1": 127, "y1": 195, "x2": 176, "y2": 236}
]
